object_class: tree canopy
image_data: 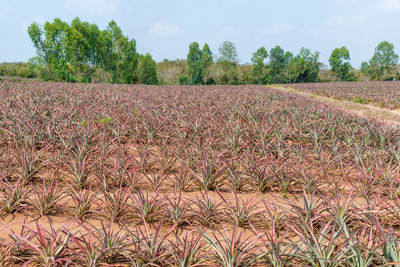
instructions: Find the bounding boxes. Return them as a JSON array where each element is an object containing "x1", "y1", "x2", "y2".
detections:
[
  {"x1": 361, "y1": 41, "x2": 399, "y2": 80},
  {"x1": 20, "y1": 17, "x2": 400, "y2": 84},
  {"x1": 251, "y1": 47, "x2": 268, "y2": 84},
  {"x1": 329, "y1": 47, "x2": 353, "y2": 81},
  {"x1": 217, "y1": 41, "x2": 239, "y2": 84},
  {"x1": 28, "y1": 18, "x2": 139, "y2": 83}
]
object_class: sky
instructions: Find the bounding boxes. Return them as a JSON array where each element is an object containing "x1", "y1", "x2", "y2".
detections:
[{"x1": 0, "y1": 0, "x2": 400, "y2": 68}]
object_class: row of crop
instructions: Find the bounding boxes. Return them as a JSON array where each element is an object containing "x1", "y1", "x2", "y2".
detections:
[
  {"x1": 2, "y1": 149, "x2": 400, "y2": 202},
  {"x1": 283, "y1": 81, "x2": 400, "y2": 109},
  {"x1": 2, "y1": 189, "x2": 400, "y2": 266}
]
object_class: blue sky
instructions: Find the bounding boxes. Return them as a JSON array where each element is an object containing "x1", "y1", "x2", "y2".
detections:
[{"x1": 0, "y1": 0, "x2": 399, "y2": 68}]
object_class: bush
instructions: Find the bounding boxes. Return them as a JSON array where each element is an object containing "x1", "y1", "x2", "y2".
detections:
[
  {"x1": 137, "y1": 54, "x2": 158, "y2": 85},
  {"x1": 39, "y1": 68, "x2": 54, "y2": 81},
  {"x1": 179, "y1": 75, "x2": 189, "y2": 85},
  {"x1": 205, "y1": 77, "x2": 216, "y2": 85},
  {"x1": 354, "y1": 98, "x2": 365, "y2": 104}
]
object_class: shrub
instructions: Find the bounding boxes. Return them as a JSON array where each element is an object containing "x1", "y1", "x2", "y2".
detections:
[{"x1": 179, "y1": 75, "x2": 189, "y2": 85}]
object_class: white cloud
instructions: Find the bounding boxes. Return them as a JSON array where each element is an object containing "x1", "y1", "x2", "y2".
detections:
[
  {"x1": 147, "y1": 18, "x2": 182, "y2": 37},
  {"x1": 65, "y1": 0, "x2": 118, "y2": 16},
  {"x1": 257, "y1": 24, "x2": 294, "y2": 35},
  {"x1": 377, "y1": 0, "x2": 400, "y2": 12}
]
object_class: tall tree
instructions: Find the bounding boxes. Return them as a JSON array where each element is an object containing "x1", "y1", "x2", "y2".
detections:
[
  {"x1": 137, "y1": 53, "x2": 158, "y2": 85},
  {"x1": 251, "y1": 47, "x2": 268, "y2": 84},
  {"x1": 218, "y1": 41, "x2": 239, "y2": 84},
  {"x1": 66, "y1": 17, "x2": 101, "y2": 82},
  {"x1": 362, "y1": 41, "x2": 399, "y2": 80},
  {"x1": 105, "y1": 20, "x2": 138, "y2": 84},
  {"x1": 28, "y1": 18, "x2": 71, "y2": 81},
  {"x1": 28, "y1": 18, "x2": 139, "y2": 83},
  {"x1": 268, "y1": 45, "x2": 290, "y2": 84},
  {"x1": 187, "y1": 42, "x2": 203, "y2": 84},
  {"x1": 329, "y1": 47, "x2": 352, "y2": 81},
  {"x1": 201, "y1": 43, "x2": 213, "y2": 83},
  {"x1": 372, "y1": 41, "x2": 398, "y2": 80},
  {"x1": 187, "y1": 42, "x2": 214, "y2": 84},
  {"x1": 286, "y1": 48, "x2": 320, "y2": 83},
  {"x1": 218, "y1": 41, "x2": 238, "y2": 64}
]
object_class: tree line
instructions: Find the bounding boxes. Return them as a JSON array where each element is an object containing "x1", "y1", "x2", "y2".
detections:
[
  {"x1": 26, "y1": 18, "x2": 157, "y2": 84},
  {"x1": 0, "y1": 18, "x2": 399, "y2": 84}
]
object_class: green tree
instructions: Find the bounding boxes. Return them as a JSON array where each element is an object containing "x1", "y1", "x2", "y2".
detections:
[
  {"x1": 137, "y1": 53, "x2": 158, "y2": 85},
  {"x1": 28, "y1": 18, "x2": 139, "y2": 83},
  {"x1": 371, "y1": 41, "x2": 398, "y2": 80},
  {"x1": 28, "y1": 18, "x2": 71, "y2": 81},
  {"x1": 201, "y1": 43, "x2": 213, "y2": 83},
  {"x1": 251, "y1": 47, "x2": 268, "y2": 84},
  {"x1": 178, "y1": 75, "x2": 189, "y2": 85},
  {"x1": 187, "y1": 42, "x2": 203, "y2": 84},
  {"x1": 362, "y1": 41, "x2": 399, "y2": 80},
  {"x1": 360, "y1": 61, "x2": 375, "y2": 80},
  {"x1": 218, "y1": 41, "x2": 239, "y2": 84},
  {"x1": 66, "y1": 17, "x2": 101, "y2": 82},
  {"x1": 285, "y1": 48, "x2": 320, "y2": 83},
  {"x1": 187, "y1": 42, "x2": 213, "y2": 84},
  {"x1": 105, "y1": 20, "x2": 138, "y2": 84},
  {"x1": 329, "y1": 47, "x2": 352, "y2": 81},
  {"x1": 268, "y1": 45, "x2": 290, "y2": 84},
  {"x1": 218, "y1": 41, "x2": 238, "y2": 63}
]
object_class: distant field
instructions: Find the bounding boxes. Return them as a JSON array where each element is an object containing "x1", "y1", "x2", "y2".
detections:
[
  {"x1": 283, "y1": 81, "x2": 400, "y2": 109},
  {"x1": 1, "y1": 80, "x2": 400, "y2": 266}
]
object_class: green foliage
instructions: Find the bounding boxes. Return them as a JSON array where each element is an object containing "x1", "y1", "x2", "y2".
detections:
[
  {"x1": 240, "y1": 64, "x2": 253, "y2": 84},
  {"x1": 354, "y1": 98, "x2": 365, "y2": 104},
  {"x1": 219, "y1": 65, "x2": 239, "y2": 85},
  {"x1": 286, "y1": 48, "x2": 320, "y2": 83},
  {"x1": 94, "y1": 117, "x2": 113, "y2": 126},
  {"x1": 28, "y1": 18, "x2": 71, "y2": 81},
  {"x1": 251, "y1": 47, "x2": 268, "y2": 84},
  {"x1": 268, "y1": 46, "x2": 292, "y2": 84},
  {"x1": 103, "y1": 20, "x2": 139, "y2": 84},
  {"x1": 329, "y1": 47, "x2": 353, "y2": 81},
  {"x1": 201, "y1": 44, "x2": 213, "y2": 82},
  {"x1": 218, "y1": 41, "x2": 238, "y2": 63},
  {"x1": 27, "y1": 17, "x2": 138, "y2": 83},
  {"x1": 156, "y1": 59, "x2": 187, "y2": 84},
  {"x1": 187, "y1": 42, "x2": 214, "y2": 84},
  {"x1": 0, "y1": 61, "x2": 43, "y2": 79},
  {"x1": 218, "y1": 41, "x2": 239, "y2": 84},
  {"x1": 187, "y1": 42, "x2": 203, "y2": 84},
  {"x1": 137, "y1": 54, "x2": 158, "y2": 85},
  {"x1": 227, "y1": 66, "x2": 239, "y2": 85},
  {"x1": 361, "y1": 41, "x2": 399, "y2": 81},
  {"x1": 18, "y1": 22, "x2": 400, "y2": 85},
  {"x1": 179, "y1": 75, "x2": 189, "y2": 85},
  {"x1": 205, "y1": 77, "x2": 216, "y2": 85}
]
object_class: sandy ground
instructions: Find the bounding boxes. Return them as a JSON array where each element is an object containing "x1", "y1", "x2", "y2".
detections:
[{"x1": 270, "y1": 86, "x2": 400, "y2": 125}]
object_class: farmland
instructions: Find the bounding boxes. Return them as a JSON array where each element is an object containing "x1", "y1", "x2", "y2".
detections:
[
  {"x1": 1, "y1": 80, "x2": 400, "y2": 266},
  {"x1": 283, "y1": 81, "x2": 400, "y2": 110}
]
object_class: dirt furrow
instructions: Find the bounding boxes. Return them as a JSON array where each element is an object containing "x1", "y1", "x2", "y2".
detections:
[{"x1": 270, "y1": 86, "x2": 400, "y2": 125}]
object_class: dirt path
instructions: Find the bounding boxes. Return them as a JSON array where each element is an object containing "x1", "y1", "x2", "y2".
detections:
[{"x1": 270, "y1": 86, "x2": 400, "y2": 125}]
